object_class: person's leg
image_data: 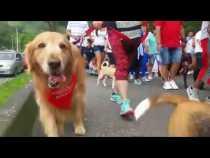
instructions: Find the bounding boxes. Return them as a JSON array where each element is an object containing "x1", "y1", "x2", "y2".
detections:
[
  {"x1": 187, "y1": 39, "x2": 209, "y2": 101},
  {"x1": 107, "y1": 28, "x2": 135, "y2": 117},
  {"x1": 169, "y1": 48, "x2": 182, "y2": 89},
  {"x1": 116, "y1": 80, "x2": 128, "y2": 101},
  {"x1": 159, "y1": 48, "x2": 172, "y2": 89},
  {"x1": 147, "y1": 55, "x2": 155, "y2": 80},
  {"x1": 141, "y1": 53, "x2": 150, "y2": 81},
  {"x1": 95, "y1": 51, "x2": 102, "y2": 73},
  {"x1": 159, "y1": 48, "x2": 170, "y2": 81},
  {"x1": 170, "y1": 48, "x2": 182, "y2": 79},
  {"x1": 196, "y1": 38, "x2": 209, "y2": 82}
]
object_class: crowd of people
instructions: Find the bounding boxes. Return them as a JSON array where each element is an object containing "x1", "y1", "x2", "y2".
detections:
[{"x1": 66, "y1": 21, "x2": 210, "y2": 119}]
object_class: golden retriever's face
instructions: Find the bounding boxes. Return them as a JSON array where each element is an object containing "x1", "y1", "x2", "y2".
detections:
[{"x1": 25, "y1": 32, "x2": 72, "y2": 76}]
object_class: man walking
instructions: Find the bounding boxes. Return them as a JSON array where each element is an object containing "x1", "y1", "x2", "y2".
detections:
[{"x1": 154, "y1": 21, "x2": 185, "y2": 90}]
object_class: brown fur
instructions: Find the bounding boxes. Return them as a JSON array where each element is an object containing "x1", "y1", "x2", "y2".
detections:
[
  {"x1": 25, "y1": 32, "x2": 86, "y2": 137},
  {"x1": 138, "y1": 94, "x2": 210, "y2": 137}
]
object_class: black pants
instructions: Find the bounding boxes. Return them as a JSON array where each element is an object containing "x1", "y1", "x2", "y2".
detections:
[
  {"x1": 193, "y1": 53, "x2": 202, "y2": 81},
  {"x1": 128, "y1": 38, "x2": 141, "y2": 79}
]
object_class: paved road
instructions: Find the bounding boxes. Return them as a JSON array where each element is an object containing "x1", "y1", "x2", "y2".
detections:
[{"x1": 32, "y1": 74, "x2": 209, "y2": 137}]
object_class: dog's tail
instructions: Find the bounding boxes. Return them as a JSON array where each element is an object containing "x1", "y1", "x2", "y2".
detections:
[{"x1": 134, "y1": 94, "x2": 189, "y2": 121}]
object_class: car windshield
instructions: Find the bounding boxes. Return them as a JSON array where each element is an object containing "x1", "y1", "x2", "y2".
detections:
[{"x1": 0, "y1": 53, "x2": 15, "y2": 60}]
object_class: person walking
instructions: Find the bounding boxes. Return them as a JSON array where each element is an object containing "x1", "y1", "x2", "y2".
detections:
[{"x1": 154, "y1": 21, "x2": 185, "y2": 90}]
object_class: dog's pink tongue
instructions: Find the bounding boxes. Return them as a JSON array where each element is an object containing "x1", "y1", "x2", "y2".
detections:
[{"x1": 49, "y1": 75, "x2": 66, "y2": 83}]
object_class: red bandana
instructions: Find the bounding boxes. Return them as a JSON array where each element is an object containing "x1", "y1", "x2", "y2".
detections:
[{"x1": 46, "y1": 73, "x2": 77, "y2": 110}]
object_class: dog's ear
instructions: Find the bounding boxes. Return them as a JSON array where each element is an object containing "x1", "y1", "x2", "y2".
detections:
[{"x1": 24, "y1": 41, "x2": 34, "y2": 73}]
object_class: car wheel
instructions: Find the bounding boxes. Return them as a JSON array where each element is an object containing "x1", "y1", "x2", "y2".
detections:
[{"x1": 13, "y1": 68, "x2": 18, "y2": 77}]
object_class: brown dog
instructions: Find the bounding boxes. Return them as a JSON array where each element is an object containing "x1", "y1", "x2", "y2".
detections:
[
  {"x1": 135, "y1": 94, "x2": 210, "y2": 137},
  {"x1": 25, "y1": 32, "x2": 86, "y2": 137}
]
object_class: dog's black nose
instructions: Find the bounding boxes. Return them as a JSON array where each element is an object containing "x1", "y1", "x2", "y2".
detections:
[{"x1": 48, "y1": 61, "x2": 61, "y2": 69}]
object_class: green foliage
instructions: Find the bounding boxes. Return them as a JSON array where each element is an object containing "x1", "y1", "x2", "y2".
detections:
[
  {"x1": 0, "y1": 21, "x2": 203, "y2": 52},
  {"x1": 184, "y1": 21, "x2": 202, "y2": 33},
  {"x1": 0, "y1": 73, "x2": 32, "y2": 106},
  {"x1": 0, "y1": 21, "x2": 68, "y2": 52}
]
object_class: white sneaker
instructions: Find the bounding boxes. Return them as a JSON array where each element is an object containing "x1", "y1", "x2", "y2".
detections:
[
  {"x1": 169, "y1": 80, "x2": 179, "y2": 90},
  {"x1": 187, "y1": 70, "x2": 194, "y2": 75},
  {"x1": 142, "y1": 77, "x2": 152, "y2": 82},
  {"x1": 134, "y1": 79, "x2": 142, "y2": 85},
  {"x1": 129, "y1": 74, "x2": 134, "y2": 81},
  {"x1": 186, "y1": 86, "x2": 200, "y2": 101},
  {"x1": 148, "y1": 75, "x2": 153, "y2": 81},
  {"x1": 163, "y1": 81, "x2": 173, "y2": 90}
]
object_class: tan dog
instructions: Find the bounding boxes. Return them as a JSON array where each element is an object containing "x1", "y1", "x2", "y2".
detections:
[
  {"x1": 97, "y1": 60, "x2": 116, "y2": 89},
  {"x1": 25, "y1": 32, "x2": 86, "y2": 137},
  {"x1": 135, "y1": 94, "x2": 210, "y2": 137}
]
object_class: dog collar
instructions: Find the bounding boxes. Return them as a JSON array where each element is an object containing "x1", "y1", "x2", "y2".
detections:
[{"x1": 46, "y1": 73, "x2": 77, "y2": 110}]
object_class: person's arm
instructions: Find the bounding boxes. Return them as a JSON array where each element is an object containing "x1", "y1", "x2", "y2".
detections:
[
  {"x1": 155, "y1": 26, "x2": 161, "y2": 52},
  {"x1": 66, "y1": 21, "x2": 71, "y2": 33},
  {"x1": 181, "y1": 27, "x2": 185, "y2": 42}
]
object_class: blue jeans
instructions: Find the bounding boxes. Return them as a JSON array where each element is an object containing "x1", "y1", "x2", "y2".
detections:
[
  {"x1": 139, "y1": 53, "x2": 149, "y2": 77},
  {"x1": 160, "y1": 47, "x2": 182, "y2": 65}
]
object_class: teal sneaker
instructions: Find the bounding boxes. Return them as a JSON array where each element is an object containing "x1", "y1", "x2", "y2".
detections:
[
  {"x1": 120, "y1": 99, "x2": 134, "y2": 117},
  {"x1": 110, "y1": 93, "x2": 122, "y2": 105}
]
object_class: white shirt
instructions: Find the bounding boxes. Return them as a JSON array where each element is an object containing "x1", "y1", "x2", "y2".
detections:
[
  {"x1": 194, "y1": 31, "x2": 203, "y2": 53},
  {"x1": 185, "y1": 38, "x2": 194, "y2": 54},
  {"x1": 201, "y1": 21, "x2": 209, "y2": 40},
  {"x1": 66, "y1": 21, "x2": 89, "y2": 37},
  {"x1": 91, "y1": 29, "x2": 107, "y2": 46}
]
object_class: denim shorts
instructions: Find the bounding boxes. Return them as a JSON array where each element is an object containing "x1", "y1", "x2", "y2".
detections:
[
  {"x1": 160, "y1": 47, "x2": 182, "y2": 65},
  {"x1": 94, "y1": 46, "x2": 105, "y2": 54}
]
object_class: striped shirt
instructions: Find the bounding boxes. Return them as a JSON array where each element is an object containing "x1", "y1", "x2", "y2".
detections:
[{"x1": 105, "y1": 21, "x2": 143, "y2": 39}]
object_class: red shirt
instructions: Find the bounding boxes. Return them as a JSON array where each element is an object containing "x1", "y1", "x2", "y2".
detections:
[{"x1": 154, "y1": 21, "x2": 183, "y2": 48}]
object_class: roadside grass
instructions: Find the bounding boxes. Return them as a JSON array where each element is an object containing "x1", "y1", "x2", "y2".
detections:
[{"x1": 0, "y1": 73, "x2": 32, "y2": 106}]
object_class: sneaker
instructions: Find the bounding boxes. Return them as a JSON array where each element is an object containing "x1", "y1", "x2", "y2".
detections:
[
  {"x1": 110, "y1": 93, "x2": 122, "y2": 105},
  {"x1": 187, "y1": 70, "x2": 194, "y2": 75},
  {"x1": 148, "y1": 75, "x2": 153, "y2": 81},
  {"x1": 169, "y1": 80, "x2": 179, "y2": 90},
  {"x1": 142, "y1": 77, "x2": 152, "y2": 82},
  {"x1": 206, "y1": 96, "x2": 210, "y2": 103},
  {"x1": 134, "y1": 79, "x2": 142, "y2": 85},
  {"x1": 120, "y1": 99, "x2": 134, "y2": 117},
  {"x1": 186, "y1": 86, "x2": 200, "y2": 101},
  {"x1": 129, "y1": 74, "x2": 134, "y2": 81},
  {"x1": 163, "y1": 81, "x2": 173, "y2": 90}
]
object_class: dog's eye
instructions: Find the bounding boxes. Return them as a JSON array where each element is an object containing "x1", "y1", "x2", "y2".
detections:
[
  {"x1": 59, "y1": 43, "x2": 66, "y2": 49},
  {"x1": 38, "y1": 43, "x2": 46, "y2": 48}
]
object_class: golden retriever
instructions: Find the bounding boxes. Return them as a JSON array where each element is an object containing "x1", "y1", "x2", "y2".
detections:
[
  {"x1": 135, "y1": 94, "x2": 210, "y2": 137},
  {"x1": 25, "y1": 32, "x2": 86, "y2": 137}
]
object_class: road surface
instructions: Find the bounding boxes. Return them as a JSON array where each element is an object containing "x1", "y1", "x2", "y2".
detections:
[{"x1": 32, "y1": 74, "x2": 209, "y2": 137}]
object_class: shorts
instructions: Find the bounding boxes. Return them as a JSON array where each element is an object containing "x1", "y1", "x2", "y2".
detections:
[
  {"x1": 94, "y1": 46, "x2": 105, "y2": 54},
  {"x1": 160, "y1": 47, "x2": 182, "y2": 65}
]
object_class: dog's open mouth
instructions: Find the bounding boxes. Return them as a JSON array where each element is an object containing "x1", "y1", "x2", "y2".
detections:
[{"x1": 48, "y1": 74, "x2": 66, "y2": 89}]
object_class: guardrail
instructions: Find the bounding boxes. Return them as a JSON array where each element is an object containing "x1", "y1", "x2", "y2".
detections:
[{"x1": 0, "y1": 82, "x2": 38, "y2": 137}]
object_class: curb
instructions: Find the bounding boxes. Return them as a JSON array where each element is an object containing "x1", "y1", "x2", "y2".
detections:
[{"x1": 0, "y1": 81, "x2": 38, "y2": 137}]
